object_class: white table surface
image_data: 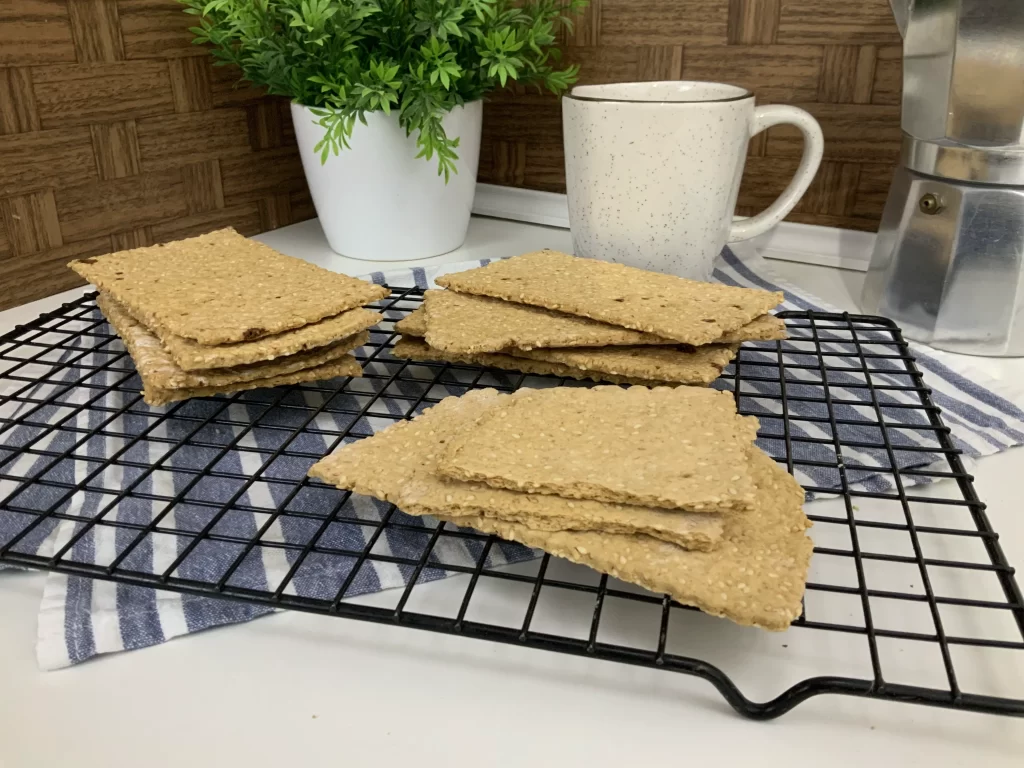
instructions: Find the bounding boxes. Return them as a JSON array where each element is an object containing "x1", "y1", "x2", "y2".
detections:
[{"x1": 2, "y1": 217, "x2": 1023, "y2": 767}]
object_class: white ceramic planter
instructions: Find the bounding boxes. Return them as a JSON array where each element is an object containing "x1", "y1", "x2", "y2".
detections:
[{"x1": 291, "y1": 101, "x2": 482, "y2": 261}]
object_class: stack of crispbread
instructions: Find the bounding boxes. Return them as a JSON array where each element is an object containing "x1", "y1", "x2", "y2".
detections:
[
  {"x1": 309, "y1": 386, "x2": 813, "y2": 631},
  {"x1": 69, "y1": 228, "x2": 388, "y2": 406},
  {"x1": 392, "y1": 250, "x2": 786, "y2": 387}
]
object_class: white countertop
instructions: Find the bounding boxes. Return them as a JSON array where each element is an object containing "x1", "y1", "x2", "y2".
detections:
[{"x1": 2, "y1": 217, "x2": 1023, "y2": 767}]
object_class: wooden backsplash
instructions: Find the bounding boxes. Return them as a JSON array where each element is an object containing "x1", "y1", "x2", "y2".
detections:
[
  {"x1": 0, "y1": 0, "x2": 312, "y2": 311},
  {"x1": 0, "y1": 0, "x2": 902, "y2": 311}
]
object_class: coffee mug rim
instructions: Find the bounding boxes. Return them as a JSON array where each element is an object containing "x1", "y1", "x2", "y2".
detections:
[{"x1": 568, "y1": 81, "x2": 753, "y2": 104}]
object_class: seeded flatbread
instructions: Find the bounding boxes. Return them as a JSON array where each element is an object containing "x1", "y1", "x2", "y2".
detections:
[
  {"x1": 392, "y1": 337, "x2": 687, "y2": 387},
  {"x1": 432, "y1": 450, "x2": 812, "y2": 631},
  {"x1": 423, "y1": 290, "x2": 669, "y2": 353},
  {"x1": 70, "y1": 227, "x2": 389, "y2": 344},
  {"x1": 509, "y1": 344, "x2": 736, "y2": 385},
  {"x1": 309, "y1": 390, "x2": 723, "y2": 550},
  {"x1": 99, "y1": 293, "x2": 367, "y2": 388},
  {"x1": 145, "y1": 356, "x2": 362, "y2": 407},
  {"x1": 435, "y1": 250, "x2": 783, "y2": 345},
  {"x1": 717, "y1": 314, "x2": 787, "y2": 342},
  {"x1": 421, "y1": 290, "x2": 785, "y2": 352},
  {"x1": 394, "y1": 308, "x2": 428, "y2": 338},
  {"x1": 158, "y1": 307, "x2": 381, "y2": 370},
  {"x1": 439, "y1": 386, "x2": 760, "y2": 512},
  {"x1": 309, "y1": 390, "x2": 505, "y2": 502},
  {"x1": 411, "y1": 495, "x2": 722, "y2": 551},
  {"x1": 401, "y1": 302, "x2": 782, "y2": 347}
]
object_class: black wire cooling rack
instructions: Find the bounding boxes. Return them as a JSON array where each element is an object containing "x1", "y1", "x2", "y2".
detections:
[{"x1": 1, "y1": 288, "x2": 1023, "y2": 720}]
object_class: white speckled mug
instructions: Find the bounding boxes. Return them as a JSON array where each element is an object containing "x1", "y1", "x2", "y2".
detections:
[{"x1": 563, "y1": 81, "x2": 824, "y2": 279}]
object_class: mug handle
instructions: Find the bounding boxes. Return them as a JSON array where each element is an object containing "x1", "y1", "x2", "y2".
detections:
[{"x1": 727, "y1": 105, "x2": 824, "y2": 242}]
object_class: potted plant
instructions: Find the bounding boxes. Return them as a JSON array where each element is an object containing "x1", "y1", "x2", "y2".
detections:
[{"x1": 182, "y1": 0, "x2": 584, "y2": 261}]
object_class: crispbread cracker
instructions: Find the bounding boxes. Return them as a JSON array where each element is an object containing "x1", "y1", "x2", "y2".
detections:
[
  {"x1": 160, "y1": 307, "x2": 381, "y2": 370},
  {"x1": 400, "y1": 302, "x2": 783, "y2": 346},
  {"x1": 435, "y1": 250, "x2": 783, "y2": 345},
  {"x1": 717, "y1": 314, "x2": 787, "y2": 343},
  {"x1": 146, "y1": 356, "x2": 362, "y2": 407},
  {"x1": 423, "y1": 289, "x2": 669, "y2": 353},
  {"x1": 70, "y1": 228, "x2": 389, "y2": 344},
  {"x1": 310, "y1": 389, "x2": 505, "y2": 502},
  {"x1": 308, "y1": 390, "x2": 723, "y2": 550},
  {"x1": 403, "y1": 479, "x2": 723, "y2": 551},
  {"x1": 392, "y1": 337, "x2": 685, "y2": 387},
  {"x1": 432, "y1": 450, "x2": 812, "y2": 631},
  {"x1": 99, "y1": 293, "x2": 367, "y2": 389},
  {"x1": 509, "y1": 343, "x2": 736, "y2": 385},
  {"x1": 394, "y1": 308, "x2": 427, "y2": 338},
  {"x1": 440, "y1": 386, "x2": 760, "y2": 512}
]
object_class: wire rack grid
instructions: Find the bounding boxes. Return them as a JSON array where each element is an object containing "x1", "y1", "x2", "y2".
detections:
[{"x1": 1, "y1": 288, "x2": 1023, "y2": 720}]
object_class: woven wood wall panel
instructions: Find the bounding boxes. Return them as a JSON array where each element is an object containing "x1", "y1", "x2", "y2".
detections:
[
  {"x1": 479, "y1": 0, "x2": 903, "y2": 234},
  {"x1": 0, "y1": 0, "x2": 313, "y2": 311}
]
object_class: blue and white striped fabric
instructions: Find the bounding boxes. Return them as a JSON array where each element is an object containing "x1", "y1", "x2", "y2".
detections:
[{"x1": 3, "y1": 248, "x2": 1023, "y2": 669}]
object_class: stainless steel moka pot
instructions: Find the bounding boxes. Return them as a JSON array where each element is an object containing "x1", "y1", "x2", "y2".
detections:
[{"x1": 860, "y1": 0, "x2": 1024, "y2": 356}]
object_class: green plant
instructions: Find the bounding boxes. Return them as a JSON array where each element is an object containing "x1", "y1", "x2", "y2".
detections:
[{"x1": 182, "y1": 0, "x2": 585, "y2": 179}]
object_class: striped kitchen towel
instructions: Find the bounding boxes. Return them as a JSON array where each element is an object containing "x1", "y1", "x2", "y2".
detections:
[{"x1": 2, "y1": 247, "x2": 1022, "y2": 669}]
